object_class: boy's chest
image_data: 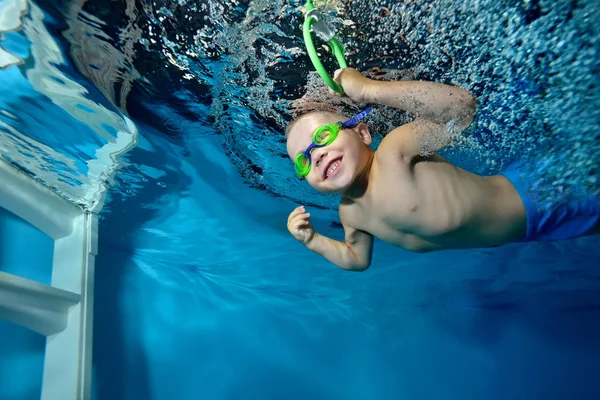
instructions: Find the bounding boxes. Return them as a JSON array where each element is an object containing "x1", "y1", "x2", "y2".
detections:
[
  {"x1": 346, "y1": 200, "x2": 432, "y2": 251},
  {"x1": 346, "y1": 156, "x2": 446, "y2": 236},
  {"x1": 345, "y1": 177, "x2": 421, "y2": 236}
]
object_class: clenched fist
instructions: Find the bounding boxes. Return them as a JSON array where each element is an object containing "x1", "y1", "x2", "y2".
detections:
[
  {"x1": 287, "y1": 206, "x2": 316, "y2": 245},
  {"x1": 330, "y1": 68, "x2": 370, "y2": 102}
]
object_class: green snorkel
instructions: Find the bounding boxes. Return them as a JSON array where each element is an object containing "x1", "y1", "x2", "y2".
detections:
[{"x1": 302, "y1": 0, "x2": 347, "y2": 94}]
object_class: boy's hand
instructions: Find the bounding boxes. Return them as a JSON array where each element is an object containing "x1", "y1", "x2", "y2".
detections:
[
  {"x1": 287, "y1": 206, "x2": 316, "y2": 245},
  {"x1": 331, "y1": 68, "x2": 370, "y2": 102}
]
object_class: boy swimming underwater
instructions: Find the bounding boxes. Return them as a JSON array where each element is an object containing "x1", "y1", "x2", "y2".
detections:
[{"x1": 286, "y1": 68, "x2": 600, "y2": 271}]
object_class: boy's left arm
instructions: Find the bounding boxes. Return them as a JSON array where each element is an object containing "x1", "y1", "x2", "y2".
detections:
[{"x1": 334, "y1": 68, "x2": 477, "y2": 154}]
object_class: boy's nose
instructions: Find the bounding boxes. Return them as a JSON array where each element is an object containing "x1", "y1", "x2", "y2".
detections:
[{"x1": 313, "y1": 148, "x2": 327, "y2": 166}]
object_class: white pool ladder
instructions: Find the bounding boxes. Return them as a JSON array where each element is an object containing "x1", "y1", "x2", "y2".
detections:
[{"x1": 0, "y1": 159, "x2": 96, "y2": 400}]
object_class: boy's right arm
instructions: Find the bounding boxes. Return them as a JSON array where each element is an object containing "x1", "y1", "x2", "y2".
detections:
[
  {"x1": 287, "y1": 206, "x2": 373, "y2": 271},
  {"x1": 306, "y1": 225, "x2": 373, "y2": 272}
]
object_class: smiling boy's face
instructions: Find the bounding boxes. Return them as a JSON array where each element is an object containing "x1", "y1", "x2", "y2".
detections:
[{"x1": 286, "y1": 112, "x2": 372, "y2": 194}]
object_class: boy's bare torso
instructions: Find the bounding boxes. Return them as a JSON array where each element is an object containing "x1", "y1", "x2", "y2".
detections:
[{"x1": 340, "y1": 136, "x2": 528, "y2": 252}]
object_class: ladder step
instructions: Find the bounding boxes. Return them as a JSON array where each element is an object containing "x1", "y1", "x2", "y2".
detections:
[{"x1": 0, "y1": 272, "x2": 80, "y2": 336}]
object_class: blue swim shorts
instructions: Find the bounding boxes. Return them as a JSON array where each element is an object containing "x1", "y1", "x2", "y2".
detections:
[{"x1": 499, "y1": 163, "x2": 600, "y2": 242}]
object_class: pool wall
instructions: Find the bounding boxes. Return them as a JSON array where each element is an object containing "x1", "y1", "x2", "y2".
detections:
[{"x1": 0, "y1": 159, "x2": 97, "y2": 400}]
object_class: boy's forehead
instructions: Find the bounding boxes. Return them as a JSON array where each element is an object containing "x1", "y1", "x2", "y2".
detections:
[{"x1": 290, "y1": 113, "x2": 340, "y2": 139}]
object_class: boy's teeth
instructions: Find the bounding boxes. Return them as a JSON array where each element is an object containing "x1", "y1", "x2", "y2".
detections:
[{"x1": 327, "y1": 160, "x2": 341, "y2": 177}]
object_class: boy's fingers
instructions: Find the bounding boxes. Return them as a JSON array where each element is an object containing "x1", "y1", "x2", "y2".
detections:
[
  {"x1": 296, "y1": 213, "x2": 310, "y2": 221},
  {"x1": 288, "y1": 206, "x2": 305, "y2": 223},
  {"x1": 288, "y1": 211, "x2": 301, "y2": 224},
  {"x1": 290, "y1": 214, "x2": 309, "y2": 227},
  {"x1": 288, "y1": 208, "x2": 312, "y2": 234},
  {"x1": 295, "y1": 220, "x2": 310, "y2": 230},
  {"x1": 333, "y1": 68, "x2": 342, "y2": 81},
  {"x1": 291, "y1": 210, "x2": 309, "y2": 220}
]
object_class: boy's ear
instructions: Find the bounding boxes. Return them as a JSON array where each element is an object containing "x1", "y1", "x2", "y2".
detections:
[{"x1": 356, "y1": 123, "x2": 372, "y2": 146}]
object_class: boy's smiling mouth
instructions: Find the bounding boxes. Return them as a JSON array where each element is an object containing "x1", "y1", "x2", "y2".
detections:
[{"x1": 324, "y1": 157, "x2": 343, "y2": 179}]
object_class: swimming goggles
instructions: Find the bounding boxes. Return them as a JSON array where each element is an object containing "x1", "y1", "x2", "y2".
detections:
[{"x1": 295, "y1": 108, "x2": 372, "y2": 180}]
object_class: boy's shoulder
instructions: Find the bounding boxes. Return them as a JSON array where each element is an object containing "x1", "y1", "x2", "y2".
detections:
[{"x1": 375, "y1": 124, "x2": 420, "y2": 162}]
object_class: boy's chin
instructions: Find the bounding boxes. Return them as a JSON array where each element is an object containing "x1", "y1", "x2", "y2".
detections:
[
  {"x1": 314, "y1": 186, "x2": 337, "y2": 194},
  {"x1": 316, "y1": 181, "x2": 352, "y2": 195}
]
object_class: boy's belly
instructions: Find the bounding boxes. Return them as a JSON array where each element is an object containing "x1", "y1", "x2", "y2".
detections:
[
  {"x1": 367, "y1": 175, "x2": 527, "y2": 251},
  {"x1": 372, "y1": 221, "x2": 517, "y2": 252}
]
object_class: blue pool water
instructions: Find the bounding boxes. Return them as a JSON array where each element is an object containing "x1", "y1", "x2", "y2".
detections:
[{"x1": 1, "y1": 0, "x2": 600, "y2": 399}]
